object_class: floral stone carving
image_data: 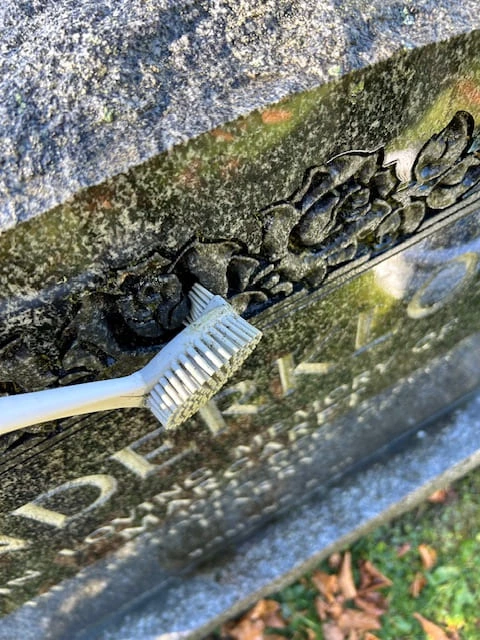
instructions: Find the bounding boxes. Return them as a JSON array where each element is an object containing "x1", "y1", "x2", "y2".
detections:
[{"x1": 0, "y1": 111, "x2": 479, "y2": 451}]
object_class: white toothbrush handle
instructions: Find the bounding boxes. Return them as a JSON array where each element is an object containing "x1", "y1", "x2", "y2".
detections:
[{"x1": 0, "y1": 373, "x2": 145, "y2": 436}]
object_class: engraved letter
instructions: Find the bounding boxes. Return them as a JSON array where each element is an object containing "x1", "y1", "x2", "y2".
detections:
[
  {"x1": 0, "y1": 535, "x2": 30, "y2": 556},
  {"x1": 12, "y1": 475, "x2": 117, "y2": 530}
]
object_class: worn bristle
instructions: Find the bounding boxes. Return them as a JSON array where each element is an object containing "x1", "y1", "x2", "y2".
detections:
[
  {"x1": 186, "y1": 284, "x2": 215, "y2": 324},
  {"x1": 147, "y1": 311, "x2": 261, "y2": 429}
]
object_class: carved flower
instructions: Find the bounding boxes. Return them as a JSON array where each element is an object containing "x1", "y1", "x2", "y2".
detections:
[
  {"x1": 182, "y1": 240, "x2": 293, "y2": 314},
  {"x1": 114, "y1": 255, "x2": 188, "y2": 338}
]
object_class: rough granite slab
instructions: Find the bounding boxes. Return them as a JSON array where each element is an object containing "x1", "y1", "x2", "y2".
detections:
[{"x1": 1, "y1": 0, "x2": 480, "y2": 231}]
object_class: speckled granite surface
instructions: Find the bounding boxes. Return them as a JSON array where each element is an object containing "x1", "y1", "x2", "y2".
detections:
[{"x1": 1, "y1": 0, "x2": 479, "y2": 231}]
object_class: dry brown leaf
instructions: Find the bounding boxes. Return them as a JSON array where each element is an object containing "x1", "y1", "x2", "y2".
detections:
[
  {"x1": 315, "y1": 595, "x2": 344, "y2": 621},
  {"x1": 211, "y1": 128, "x2": 235, "y2": 142},
  {"x1": 359, "y1": 560, "x2": 392, "y2": 592},
  {"x1": 312, "y1": 570, "x2": 339, "y2": 602},
  {"x1": 418, "y1": 544, "x2": 438, "y2": 571},
  {"x1": 222, "y1": 617, "x2": 264, "y2": 640},
  {"x1": 315, "y1": 596, "x2": 330, "y2": 621},
  {"x1": 359, "y1": 590, "x2": 388, "y2": 611},
  {"x1": 410, "y1": 572, "x2": 428, "y2": 598},
  {"x1": 222, "y1": 599, "x2": 286, "y2": 640},
  {"x1": 428, "y1": 488, "x2": 449, "y2": 504},
  {"x1": 354, "y1": 595, "x2": 387, "y2": 617},
  {"x1": 338, "y1": 552, "x2": 357, "y2": 600},
  {"x1": 253, "y1": 600, "x2": 286, "y2": 629},
  {"x1": 329, "y1": 552, "x2": 342, "y2": 569},
  {"x1": 413, "y1": 613, "x2": 450, "y2": 640},
  {"x1": 396, "y1": 542, "x2": 412, "y2": 558},
  {"x1": 328, "y1": 600, "x2": 344, "y2": 620},
  {"x1": 322, "y1": 621, "x2": 345, "y2": 640},
  {"x1": 338, "y1": 609, "x2": 381, "y2": 633},
  {"x1": 306, "y1": 628, "x2": 317, "y2": 640},
  {"x1": 364, "y1": 634, "x2": 381, "y2": 640},
  {"x1": 261, "y1": 108, "x2": 292, "y2": 125}
]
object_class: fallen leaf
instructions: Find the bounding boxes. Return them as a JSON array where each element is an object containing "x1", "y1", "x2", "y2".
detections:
[
  {"x1": 328, "y1": 600, "x2": 344, "y2": 620},
  {"x1": 418, "y1": 544, "x2": 438, "y2": 571},
  {"x1": 211, "y1": 128, "x2": 235, "y2": 142},
  {"x1": 354, "y1": 594, "x2": 387, "y2": 616},
  {"x1": 338, "y1": 609, "x2": 381, "y2": 633},
  {"x1": 315, "y1": 595, "x2": 344, "y2": 621},
  {"x1": 261, "y1": 108, "x2": 292, "y2": 125},
  {"x1": 312, "y1": 570, "x2": 339, "y2": 602},
  {"x1": 359, "y1": 560, "x2": 392, "y2": 592},
  {"x1": 306, "y1": 629, "x2": 317, "y2": 640},
  {"x1": 251, "y1": 600, "x2": 286, "y2": 628},
  {"x1": 456, "y1": 78, "x2": 480, "y2": 106},
  {"x1": 338, "y1": 552, "x2": 357, "y2": 600},
  {"x1": 364, "y1": 634, "x2": 381, "y2": 640},
  {"x1": 413, "y1": 613, "x2": 450, "y2": 640},
  {"x1": 396, "y1": 542, "x2": 412, "y2": 557},
  {"x1": 222, "y1": 617, "x2": 264, "y2": 640},
  {"x1": 322, "y1": 622, "x2": 345, "y2": 640},
  {"x1": 222, "y1": 599, "x2": 286, "y2": 640},
  {"x1": 315, "y1": 596, "x2": 330, "y2": 621},
  {"x1": 329, "y1": 552, "x2": 342, "y2": 569},
  {"x1": 410, "y1": 572, "x2": 427, "y2": 598},
  {"x1": 427, "y1": 488, "x2": 449, "y2": 503}
]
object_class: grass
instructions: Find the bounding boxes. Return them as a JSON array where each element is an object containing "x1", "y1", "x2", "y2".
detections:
[{"x1": 216, "y1": 468, "x2": 480, "y2": 639}]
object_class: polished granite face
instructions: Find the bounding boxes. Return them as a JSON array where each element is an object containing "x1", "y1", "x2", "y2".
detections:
[{"x1": 1, "y1": 30, "x2": 480, "y2": 623}]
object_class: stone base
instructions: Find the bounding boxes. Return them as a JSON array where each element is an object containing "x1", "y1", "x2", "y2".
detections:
[{"x1": 2, "y1": 390, "x2": 480, "y2": 640}]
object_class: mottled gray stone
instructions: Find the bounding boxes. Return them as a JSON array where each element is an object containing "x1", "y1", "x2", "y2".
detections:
[
  {"x1": 2, "y1": 4, "x2": 480, "y2": 638},
  {"x1": 1, "y1": 0, "x2": 479, "y2": 231},
  {"x1": 2, "y1": 391, "x2": 480, "y2": 640}
]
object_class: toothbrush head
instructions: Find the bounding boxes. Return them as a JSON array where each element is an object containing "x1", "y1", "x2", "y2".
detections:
[{"x1": 142, "y1": 284, "x2": 262, "y2": 430}]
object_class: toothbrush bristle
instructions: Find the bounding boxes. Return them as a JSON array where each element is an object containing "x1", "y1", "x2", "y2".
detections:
[
  {"x1": 186, "y1": 284, "x2": 216, "y2": 324},
  {"x1": 147, "y1": 311, "x2": 261, "y2": 430}
]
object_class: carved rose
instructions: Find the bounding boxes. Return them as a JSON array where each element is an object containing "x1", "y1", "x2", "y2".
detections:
[
  {"x1": 115, "y1": 257, "x2": 188, "y2": 338},
  {"x1": 182, "y1": 240, "x2": 293, "y2": 314}
]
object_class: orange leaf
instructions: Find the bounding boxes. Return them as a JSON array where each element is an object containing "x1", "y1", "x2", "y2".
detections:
[
  {"x1": 322, "y1": 622, "x2": 345, "y2": 640},
  {"x1": 312, "y1": 571, "x2": 339, "y2": 602},
  {"x1": 364, "y1": 634, "x2": 381, "y2": 640},
  {"x1": 261, "y1": 108, "x2": 292, "y2": 125},
  {"x1": 222, "y1": 617, "x2": 264, "y2": 640},
  {"x1": 338, "y1": 609, "x2": 381, "y2": 633},
  {"x1": 251, "y1": 599, "x2": 286, "y2": 628},
  {"x1": 396, "y1": 542, "x2": 412, "y2": 557},
  {"x1": 338, "y1": 552, "x2": 357, "y2": 600},
  {"x1": 418, "y1": 544, "x2": 437, "y2": 571},
  {"x1": 410, "y1": 572, "x2": 427, "y2": 598},
  {"x1": 413, "y1": 613, "x2": 450, "y2": 640},
  {"x1": 211, "y1": 128, "x2": 235, "y2": 142},
  {"x1": 359, "y1": 560, "x2": 392, "y2": 591},
  {"x1": 315, "y1": 596, "x2": 330, "y2": 621},
  {"x1": 428, "y1": 488, "x2": 449, "y2": 504},
  {"x1": 223, "y1": 599, "x2": 286, "y2": 640},
  {"x1": 328, "y1": 600, "x2": 344, "y2": 620},
  {"x1": 354, "y1": 595, "x2": 387, "y2": 616}
]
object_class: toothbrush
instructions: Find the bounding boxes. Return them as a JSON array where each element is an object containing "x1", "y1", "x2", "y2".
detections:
[{"x1": 0, "y1": 285, "x2": 262, "y2": 436}]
